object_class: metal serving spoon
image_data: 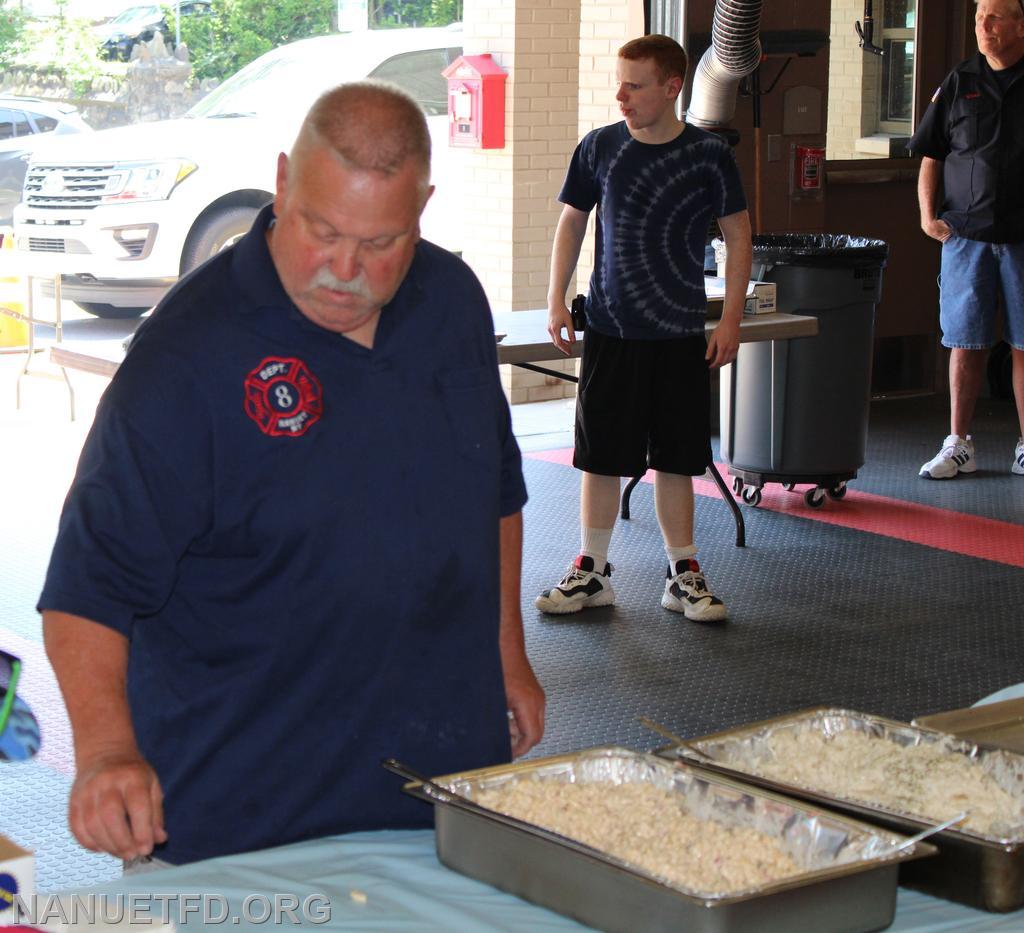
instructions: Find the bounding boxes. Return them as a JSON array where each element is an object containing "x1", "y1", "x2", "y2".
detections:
[
  {"x1": 891, "y1": 811, "x2": 969, "y2": 853},
  {"x1": 638, "y1": 716, "x2": 717, "y2": 763}
]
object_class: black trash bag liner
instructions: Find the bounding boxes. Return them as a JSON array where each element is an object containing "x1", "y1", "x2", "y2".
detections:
[{"x1": 750, "y1": 234, "x2": 889, "y2": 267}]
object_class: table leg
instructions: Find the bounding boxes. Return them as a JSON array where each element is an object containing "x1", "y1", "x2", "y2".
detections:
[
  {"x1": 707, "y1": 462, "x2": 745, "y2": 547},
  {"x1": 509, "y1": 360, "x2": 744, "y2": 545},
  {"x1": 620, "y1": 475, "x2": 641, "y2": 520},
  {"x1": 619, "y1": 467, "x2": 745, "y2": 547}
]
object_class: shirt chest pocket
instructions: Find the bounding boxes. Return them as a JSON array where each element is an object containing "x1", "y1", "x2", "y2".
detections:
[
  {"x1": 436, "y1": 365, "x2": 500, "y2": 467},
  {"x1": 949, "y1": 96, "x2": 994, "y2": 150}
]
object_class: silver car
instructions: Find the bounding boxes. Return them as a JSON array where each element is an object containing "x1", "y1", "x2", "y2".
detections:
[{"x1": 0, "y1": 97, "x2": 91, "y2": 228}]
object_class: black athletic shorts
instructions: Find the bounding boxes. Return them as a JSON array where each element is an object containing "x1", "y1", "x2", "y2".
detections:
[{"x1": 573, "y1": 327, "x2": 712, "y2": 477}]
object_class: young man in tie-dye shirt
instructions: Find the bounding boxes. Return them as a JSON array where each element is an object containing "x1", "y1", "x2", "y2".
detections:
[{"x1": 537, "y1": 35, "x2": 752, "y2": 622}]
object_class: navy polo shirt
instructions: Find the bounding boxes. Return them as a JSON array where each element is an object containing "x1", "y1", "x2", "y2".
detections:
[
  {"x1": 560, "y1": 121, "x2": 747, "y2": 339},
  {"x1": 908, "y1": 53, "x2": 1024, "y2": 243},
  {"x1": 39, "y1": 205, "x2": 527, "y2": 865}
]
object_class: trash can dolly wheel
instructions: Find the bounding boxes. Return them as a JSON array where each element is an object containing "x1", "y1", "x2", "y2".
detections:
[{"x1": 728, "y1": 467, "x2": 857, "y2": 510}]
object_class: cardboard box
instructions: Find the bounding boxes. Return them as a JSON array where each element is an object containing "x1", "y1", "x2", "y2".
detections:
[
  {"x1": 704, "y1": 277, "x2": 778, "y2": 317},
  {"x1": 0, "y1": 833, "x2": 35, "y2": 921},
  {"x1": 747, "y1": 280, "x2": 777, "y2": 315}
]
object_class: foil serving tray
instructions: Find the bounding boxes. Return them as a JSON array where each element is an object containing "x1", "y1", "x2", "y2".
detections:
[
  {"x1": 658, "y1": 707, "x2": 1024, "y2": 912},
  {"x1": 401, "y1": 745, "x2": 932, "y2": 933}
]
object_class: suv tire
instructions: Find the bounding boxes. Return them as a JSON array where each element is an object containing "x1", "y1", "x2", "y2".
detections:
[{"x1": 181, "y1": 205, "x2": 262, "y2": 274}]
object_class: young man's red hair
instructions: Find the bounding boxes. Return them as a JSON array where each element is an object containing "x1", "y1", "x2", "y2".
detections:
[{"x1": 618, "y1": 35, "x2": 688, "y2": 84}]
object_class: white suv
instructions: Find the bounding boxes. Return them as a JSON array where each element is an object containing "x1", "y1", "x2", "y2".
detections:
[{"x1": 13, "y1": 26, "x2": 463, "y2": 318}]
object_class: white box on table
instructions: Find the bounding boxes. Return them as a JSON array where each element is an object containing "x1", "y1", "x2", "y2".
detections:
[
  {"x1": 747, "y1": 280, "x2": 777, "y2": 314},
  {"x1": 704, "y1": 277, "x2": 777, "y2": 317}
]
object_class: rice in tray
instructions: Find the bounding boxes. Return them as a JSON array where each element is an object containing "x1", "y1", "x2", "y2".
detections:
[
  {"x1": 473, "y1": 778, "x2": 801, "y2": 896},
  {"x1": 747, "y1": 729, "x2": 1023, "y2": 835}
]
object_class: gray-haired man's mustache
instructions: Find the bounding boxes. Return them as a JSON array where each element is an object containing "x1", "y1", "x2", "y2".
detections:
[{"x1": 308, "y1": 267, "x2": 373, "y2": 300}]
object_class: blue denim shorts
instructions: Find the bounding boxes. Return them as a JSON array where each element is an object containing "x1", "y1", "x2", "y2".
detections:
[{"x1": 939, "y1": 237, "x2": 1024, "y2": 350}]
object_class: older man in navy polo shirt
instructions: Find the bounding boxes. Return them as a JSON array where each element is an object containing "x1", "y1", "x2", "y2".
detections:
[
  {"x1": 39, "y1": 82, "x2": 545, "y2": 868},
  {"x1": 910, "y1": 0, "x2": 1024, "y2": 479}
]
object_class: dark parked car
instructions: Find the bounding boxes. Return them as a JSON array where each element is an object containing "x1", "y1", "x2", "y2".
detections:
[
  {"x1": 0, "y1": 98, "x2": 91, "y2": 228},
  {"x1": 96, "y1": 2, "x2": 213, "y2": 61}
]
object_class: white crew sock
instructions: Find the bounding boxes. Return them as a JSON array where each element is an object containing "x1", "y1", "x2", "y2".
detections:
[
  {"x1": 666, "y1": 543, "x2": 698, "y2": 574},
  {"x1": 580, "y1": 526, "x2": 613, "y2": 570}
]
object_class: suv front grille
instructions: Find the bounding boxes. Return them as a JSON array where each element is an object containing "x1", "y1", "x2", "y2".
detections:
[
  {"x1": 28, "y1": 237, "x2": 67, "y2": 252},
  {"x1": 24, "y1": 163, "x2": 119, "y2": 210},
  {"x1": 21, "y1": 236, "x2": 89, "y2": 255}
]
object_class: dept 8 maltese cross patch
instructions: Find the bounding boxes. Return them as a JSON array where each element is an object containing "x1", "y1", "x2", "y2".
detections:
[{"x1": 244, "y1": 356, "x2": 324, "y2": 437}]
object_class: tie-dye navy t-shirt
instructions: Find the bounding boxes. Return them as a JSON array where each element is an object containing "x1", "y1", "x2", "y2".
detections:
[{"x1": 559, "y1": 121, "x2": 747, "y2": 340}]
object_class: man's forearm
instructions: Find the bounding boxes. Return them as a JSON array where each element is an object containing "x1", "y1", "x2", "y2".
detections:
[
  {"x1": 918, "y1": 156, "x2": 943, "y2": 224},
  {"x1": 722, "y1": 245, "x2": 752, "y2": 322},
  {"x1": 547, "y1": 207, "x2": 589, "y2": 310},
  {"x1": 496, "y1": 509, "x2": 544, "y2": 755},
  {"x1": 720, "y1": 211, "x2": 753, "y2": 322},
  {"x1": 498, "y1": 512, "x2": 526, "y2": 656},
  {"x1": 43, "y1": 611, "x2": 138, "y2": 766}
]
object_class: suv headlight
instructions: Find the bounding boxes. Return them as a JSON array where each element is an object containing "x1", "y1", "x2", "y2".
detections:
[{"x1": 102, "y1": 160, "x2": 198, "y2": 203}]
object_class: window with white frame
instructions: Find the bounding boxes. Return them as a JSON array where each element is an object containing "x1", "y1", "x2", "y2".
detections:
[{"x1": 878, "y1": 0, "x2": 916, "y2": 132}]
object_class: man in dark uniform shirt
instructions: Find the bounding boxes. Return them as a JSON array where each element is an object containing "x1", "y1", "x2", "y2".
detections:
[
  {"x1": 909, "y1": 0, "x2": 1024, "y2": 479},
  {"x1": 39, "y1": 82, "x2": 545, "y2": 869}
]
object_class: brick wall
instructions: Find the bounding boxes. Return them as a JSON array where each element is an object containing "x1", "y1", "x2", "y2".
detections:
[
  {"x1": 460, "y1": 0, "x2": 584, "y2": 402},
  {"x1": 575, "y1": 0, "x2": 644, "y2": 290},
  {"x1": 825, "y1": 0, "x2": 883, "y2": 160},
  {"x1": 448, "y1": 0, "x2": 643, "y2": 403}
]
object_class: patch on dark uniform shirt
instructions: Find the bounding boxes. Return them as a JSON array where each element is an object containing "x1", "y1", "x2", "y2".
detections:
[{"x1": 244, "y1": 356, "x2": 324, "y2": 437}]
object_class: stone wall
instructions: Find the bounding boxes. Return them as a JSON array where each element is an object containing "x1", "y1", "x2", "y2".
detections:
[{"x1": 0, "y1": 36, "x2": 215, "y2": 130}]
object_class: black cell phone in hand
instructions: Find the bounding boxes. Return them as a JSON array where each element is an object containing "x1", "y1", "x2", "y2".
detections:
[{"x1": 570, "y1": 294, "x2": 586, "y2": 332}]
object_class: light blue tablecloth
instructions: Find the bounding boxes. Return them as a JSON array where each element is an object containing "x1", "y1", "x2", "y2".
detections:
[
  {"x1": 45, "y1": 687, "x2": 1024, "y2": 929},
  {"x1": 58, "y1": 828, "x2": 1018, "y2": 931},
  {"x1": 975, "y1": 683, "x2": 1024, "y2": 707}
]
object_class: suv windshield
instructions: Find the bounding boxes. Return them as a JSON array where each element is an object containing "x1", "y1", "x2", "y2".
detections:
[
  {"x1": 186, "y1": 32, "x2": 461, "y2": 123},
  {"x1": 187, "y1": 47, "x2": 331, "y2": 121}
]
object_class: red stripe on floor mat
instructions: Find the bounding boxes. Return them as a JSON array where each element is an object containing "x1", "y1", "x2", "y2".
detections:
[{"x1": 523, "y1": 449, "x2": 1024, "y2": 568}]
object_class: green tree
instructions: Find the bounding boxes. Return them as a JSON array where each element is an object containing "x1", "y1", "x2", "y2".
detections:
[
  {"x1": 429, "y1": 1, "x2": 463, "y2": 25},
  {"x1": 0, "y1": 0, "x2": 29, "y2": 69},
  {"x1": 44, "y1": 0, "x2": 102, "y2": 96},
  {"x1": 180, "y1": 0, "x2": 335, "y2": 83},
  {"x1": 179, "y1": 0, "x2": 461, "y2": 85},
  {"x1": 369, "y1": 1, "x2": 462, "y2": 28}
]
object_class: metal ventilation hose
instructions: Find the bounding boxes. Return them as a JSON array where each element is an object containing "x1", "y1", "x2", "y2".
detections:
[{"x1": 687, "y1": 0, "x2": 764, "y2": 127}]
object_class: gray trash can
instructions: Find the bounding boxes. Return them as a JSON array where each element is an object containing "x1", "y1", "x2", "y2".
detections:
[{"x1": 714, "y1": 234, "x2": 889, "y2": 508}]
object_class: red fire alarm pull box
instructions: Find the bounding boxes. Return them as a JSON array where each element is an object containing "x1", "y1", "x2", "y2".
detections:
[
  {"x1": 792, "y1": 145, "x2": 825, "y2": 193},
  {"x1": 442, "y1": 53, "x2": 507, "y2": 149}
]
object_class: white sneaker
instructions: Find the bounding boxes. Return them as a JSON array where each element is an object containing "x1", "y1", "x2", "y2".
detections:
[
  {"x1": 661, "y1": 559, "x2": 727, "y2": 622},
  {"x1": 535, "y1": 556, "x2": 615, "y2": 614},
  {"x1": 919, "y1": 434, "x2": 977, "y2": 479},
  {"x1": 1013, "y1": 438, "x2": 1024, "y2": 475}
]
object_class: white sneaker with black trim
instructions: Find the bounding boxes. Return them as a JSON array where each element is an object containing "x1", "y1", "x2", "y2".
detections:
[
  {"x1": 535, "y1": 556, "x2": 615, "y2": 615},
  {"x1": 661, "y1": 559, "x2": 727, "y2": 622},
  {"x1": 919, "y1": 434, "x2": 976, "y2": 479},
  {"x1": 1013, "y1": 438, "x2": 1024, "y2": 475}
]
